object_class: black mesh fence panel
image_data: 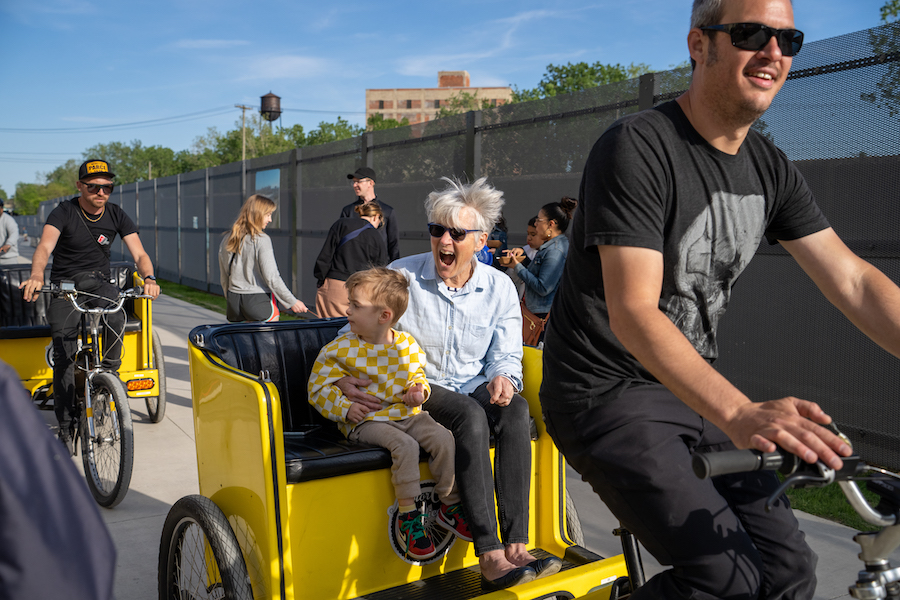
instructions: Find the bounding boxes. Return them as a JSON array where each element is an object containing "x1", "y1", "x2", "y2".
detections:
[{"x1": 714, "y1": 22, "x2": 900, "y2": 469}]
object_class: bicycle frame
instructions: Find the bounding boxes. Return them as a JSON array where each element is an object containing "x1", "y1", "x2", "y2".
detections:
[{"x1": 64, "y1": 288, "x2": 131, "y2": 442}]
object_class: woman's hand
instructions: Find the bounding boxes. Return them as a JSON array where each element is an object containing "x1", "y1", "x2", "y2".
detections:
[
  {"x1": 498, "y1": 248, "x2": 525, "y2": 268},
  {"x1": 402, "y1": 383, "x2": 426, "y2": 407},
  {"x1": 335, "y1": 376, "x2": 383, "y2": 412},
  {"x1": 487, "y1": 375, "x2": 516, "y2": 406},
  {"x1": 290, "y1": 300, "x2": 309, "y2": 314}
]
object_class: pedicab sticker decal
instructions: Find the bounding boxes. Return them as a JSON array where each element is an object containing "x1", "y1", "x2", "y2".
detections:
[
  {"x1": 387, "y1": 480, "x2": 456, "y2": 565},
  {"x1": 45, "y1": 341, "x2": 54, "y2": 369}
]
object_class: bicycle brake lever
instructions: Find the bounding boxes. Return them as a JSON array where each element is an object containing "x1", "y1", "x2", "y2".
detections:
[
  {"x1": 765, "y1": 462, "x2": 835, "y2": 512},
  {"x1": 826, "y1": 421, "x2": 853, "y2": 450}
]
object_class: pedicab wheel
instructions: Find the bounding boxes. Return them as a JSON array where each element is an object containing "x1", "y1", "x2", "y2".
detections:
[
  {"x1": 146, "y1": 329, "x2": 167, "y2": 423},
  {"x1": 565, "y1": 489, "x2": 585, "y2": 546},
  {"x1": 159, "y1": 495, "x2": 253, "y2": 600},
  {"x1": 81, "y1": 372, "x2": 134, "y2": 508}
]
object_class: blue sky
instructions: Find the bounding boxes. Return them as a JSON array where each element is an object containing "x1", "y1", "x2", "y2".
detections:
[{"x1": 0, "y1": 0, "x2": 888, "y2": 196}]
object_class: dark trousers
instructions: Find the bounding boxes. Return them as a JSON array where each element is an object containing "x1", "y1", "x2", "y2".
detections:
[
  {"x1": 542, "y1": 384, "x2": 817, "y2": 600},
  {"x1": 426, "y1": 383, "x2": 532, "y2": 556},
  {"x1": 48, "y1": 279, "x2": 124, "y2": 430}
]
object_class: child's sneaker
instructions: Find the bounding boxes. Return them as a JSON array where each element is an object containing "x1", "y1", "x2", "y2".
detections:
[
  {"x1": 396, "y1": 510, "x2": 438, "y2": 560},
  {"x1": 437, "y1": 503, "x2": 473, "y2": 542}
]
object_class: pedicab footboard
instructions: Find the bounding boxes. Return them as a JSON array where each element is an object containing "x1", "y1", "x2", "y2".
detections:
[{"x1": 187, "y1": 318, "x2": 627, "y2": 600}]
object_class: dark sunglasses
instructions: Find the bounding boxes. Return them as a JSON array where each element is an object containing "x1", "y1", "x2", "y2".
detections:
[
  {"x1": 701, "y1": 22, "x2": 804, "y2": 57},
  {"x1": 82, "y1": 182, "x2": 114, "y2": 194},
  {"x1": 427, "y1": 222, "x2": 481, "y2": 242}
]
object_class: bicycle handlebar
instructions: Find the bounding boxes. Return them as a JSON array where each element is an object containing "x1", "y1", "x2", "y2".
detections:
[
  {"x1": 693, "y1": 447, "x2": 899, "y2": 527},
  {"x1": 40, "y1": 283, "x2": 151, "y2": 314}
]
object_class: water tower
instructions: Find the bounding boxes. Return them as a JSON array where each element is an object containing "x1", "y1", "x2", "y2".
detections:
[{"x1": 260, "y1": 92, "x2": 282, "y2": 122}]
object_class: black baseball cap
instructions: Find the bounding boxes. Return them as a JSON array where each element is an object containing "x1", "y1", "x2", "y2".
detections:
[
  {"x1": 347, "y1": 167, "x2": 376, "y2": 183},
  {"x1": 79, "y1": 159, "x2": 116, "y2": 181}
]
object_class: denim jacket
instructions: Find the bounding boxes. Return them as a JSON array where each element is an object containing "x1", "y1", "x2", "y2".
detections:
[
  {"x1": 389, "y1": 253, "x2": 524, "y2": 394},
  {"x1": 514, "y1": 234, "x2": 569, "y2": 314}
]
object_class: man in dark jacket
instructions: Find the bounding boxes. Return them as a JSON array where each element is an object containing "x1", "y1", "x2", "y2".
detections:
[{"x1": 341, "y1": 167, "x2": 400, "y2": 261}]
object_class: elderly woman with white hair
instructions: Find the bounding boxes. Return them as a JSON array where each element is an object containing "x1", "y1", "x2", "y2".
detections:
[{"x1": 337, "y1": 177, "x2": 560, "y2": 590}]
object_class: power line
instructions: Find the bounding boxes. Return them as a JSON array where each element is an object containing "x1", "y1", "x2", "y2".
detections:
[
  {"x1": 0, "y1": 106, "x2": 236, "y2": 133},
  {"x1": 0, "y1": 104, "x2": 367, "y2": 134}
]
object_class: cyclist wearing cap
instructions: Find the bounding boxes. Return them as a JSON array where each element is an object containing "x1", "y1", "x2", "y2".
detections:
[
  {"x1": 541, "y1": 0, "x2": 900, "y2": 598},
  {"x1": 20, "y1": 159, "x2": 160, "y2": 453},
  {"x1": 341, "y1": 167, "x2": 400, "y2": 261}
]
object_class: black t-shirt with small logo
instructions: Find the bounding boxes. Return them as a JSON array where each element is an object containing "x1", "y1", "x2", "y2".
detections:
[{"x1": 46, "y1": 198, "x2": 138, "y2": 282}]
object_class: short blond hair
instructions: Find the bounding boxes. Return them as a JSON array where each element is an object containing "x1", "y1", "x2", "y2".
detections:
[{"x1": 345, "y1": 267, "x2": 409, "y2": 325}]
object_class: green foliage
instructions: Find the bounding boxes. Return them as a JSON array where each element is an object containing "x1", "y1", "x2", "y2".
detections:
[
  {"x1": 304, "y1": 116, "x2": 364, "y2": 146},
  {"x1": 83, "y1": 140, "x2": 183, "y2": 184},
  {"x1": 883, "y1": 0, "x2": 900, "y2": 22},
  {"x1": 511, "y1": 61, "x2": 653, "y2": 102},
  {"x1": 14, "y1": 114, "x2": 367, "y2": 210},
  {"x1": 367, "y1": 113, "x2": 410, "y2": 131},
  {"x1": 0, "y1": 187, "x2": 7, "y2": 201},
  {"x1": 437, "y1": 91, "x2": 493, "y2": 117},
  {"x1": 785, "y1": 480, "x2": 881, "y2": 533}
]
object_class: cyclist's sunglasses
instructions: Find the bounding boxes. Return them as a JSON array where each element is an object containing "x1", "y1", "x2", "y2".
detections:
[
  {"x1": 427, "y1": 223, "x2": 482, "y2": 242},
  {"x1": 700, "y1": 22, "x2": 804, "y2": 57},
  {"x1": 82, "y1": 182, "x2": 115, "y2": 195}
]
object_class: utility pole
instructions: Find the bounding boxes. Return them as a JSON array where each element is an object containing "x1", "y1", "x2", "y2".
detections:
[{"x1": 235, "y1": 104, "x2": 253, "y2": 162}]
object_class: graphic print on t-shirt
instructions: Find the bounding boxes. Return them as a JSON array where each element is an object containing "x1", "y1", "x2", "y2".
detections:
[{"x1": 666, "y1": 191, "x2": 766, "y2": 357}]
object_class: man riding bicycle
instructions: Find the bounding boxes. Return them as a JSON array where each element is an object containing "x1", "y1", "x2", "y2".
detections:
[{"x1": 20, "y1": 159, "x2": 160, "y2": 453}]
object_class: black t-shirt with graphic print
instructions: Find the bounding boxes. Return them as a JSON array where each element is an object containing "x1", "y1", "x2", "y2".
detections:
[
  {"x1": 46, "y1": 198, "x2": 138, "y2": 282},
  {"x1": 540, "y1": 100, "x2": 830, "y2": 413}
]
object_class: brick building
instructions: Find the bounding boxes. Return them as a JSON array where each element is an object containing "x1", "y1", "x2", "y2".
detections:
[{"x1": 365, "y1": 70, "x2": 513, "y2": 126}]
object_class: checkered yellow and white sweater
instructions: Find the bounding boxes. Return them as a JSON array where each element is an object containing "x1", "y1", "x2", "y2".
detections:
[{"x1": 307, "y1": 329, "x2": 432, "y2": 437}]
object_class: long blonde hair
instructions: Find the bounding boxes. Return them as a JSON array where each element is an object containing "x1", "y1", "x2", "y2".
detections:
[{"x1": 225, "y1": 194, "x2": 276, "y2": 254}]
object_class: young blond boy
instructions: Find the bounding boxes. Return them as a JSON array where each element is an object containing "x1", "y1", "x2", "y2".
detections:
[{"x1": 308, "y1": 267, "x2": 470, "y2": 560}]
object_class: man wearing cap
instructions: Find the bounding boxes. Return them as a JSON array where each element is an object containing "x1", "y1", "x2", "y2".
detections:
[
  {"x1": 340, "y1": 167, "x2": 400, "y2": 261},
  {"x1": 0, "y1": 199, "x2": 25, "y2": 265},
  {"x1": 20, "y1": 159, "x2": 160, "y2": 452}
]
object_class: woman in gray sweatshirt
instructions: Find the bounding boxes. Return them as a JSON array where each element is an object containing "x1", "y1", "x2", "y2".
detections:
[{"x1": 218, "y1": 194, "x2": 308, "y2": 322}]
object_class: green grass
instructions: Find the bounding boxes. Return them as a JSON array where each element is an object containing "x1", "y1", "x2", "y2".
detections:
[
  {"x1": 158, "y1": 278, "x2": 226, "y2": 315},
  {"x1": 157, "y1": 278, "x2": 313, "y2": 321},
  {"x1": 785, "y1": 477, "x2": 881, "y2": 532},
  {"x1": 156, "y1": 276, "x2": 882, "y2": 532}
]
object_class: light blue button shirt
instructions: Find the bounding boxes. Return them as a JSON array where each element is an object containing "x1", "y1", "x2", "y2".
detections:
[{"x1": 389, "y1": 252, "x2": 523, "y2": 395}]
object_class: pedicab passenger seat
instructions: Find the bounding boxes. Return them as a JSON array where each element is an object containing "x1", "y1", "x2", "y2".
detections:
[
  {"x1": 189, "y1": 318, "x2": 538, "y2": 487},
  {"x1": 0, "y1": 262, "x2": 142, "y2": 339}
]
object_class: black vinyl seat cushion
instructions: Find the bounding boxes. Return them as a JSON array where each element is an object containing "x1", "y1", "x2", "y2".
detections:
[{"x1": 190, "y1": 318, "x2": 537, "y2": 485}]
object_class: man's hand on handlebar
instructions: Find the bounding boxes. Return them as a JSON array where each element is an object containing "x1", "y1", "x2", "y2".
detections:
[
  {"x1": 142, "y1": 278, "x2": 160, "y2": 300},
  {"x1": 19, "y1": 275, "x2": 45, "y2": 303},
  {"x1": 724, "y1": 397, "x2": 852, "y2": 471}
]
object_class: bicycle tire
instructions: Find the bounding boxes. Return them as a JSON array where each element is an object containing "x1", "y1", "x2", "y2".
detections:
[
  {"x1": 145, "y1": 329, "x2": 167, "y2": 423},
  {"x1": 159, "y1": 495, "x2": 253, "y2": 600},
  {"x1": 81, "y1": 371, "x2": 134, "y2": 508}
]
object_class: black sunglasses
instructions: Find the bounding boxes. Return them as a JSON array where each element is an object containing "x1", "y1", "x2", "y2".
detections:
[
  {"x1": 427, "y1": 222, "x2": 482, "y2": 242},
  {"x1": 701, "y1": 22, "x2": 804, "y2": 57},
  {"x1": 82, "y1": 182, "x2": 114, "y2": 195}
]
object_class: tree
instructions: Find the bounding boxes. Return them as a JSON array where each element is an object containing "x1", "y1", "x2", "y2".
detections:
[
  {"x1": 304, "y1": 117, "x2": 364, "y2": 146},
  {"x1": 511, "y1": 61, "x2": 653, "y2": 102},
  {"x1": 367, "y1": 113, "x2": 410, "y2": 131},
  {"x1": 437, "y1": 91, "x2": 494, "y2": 117},
  {"x1": 0, "y1": 187, "x2": 7, "y2": 201},
  {"x1": 883, "y1": 0, "x2": 900, "y2": 22},
  {"x1": 83, "y1": 140, "x2": 183, "y2": 184}
]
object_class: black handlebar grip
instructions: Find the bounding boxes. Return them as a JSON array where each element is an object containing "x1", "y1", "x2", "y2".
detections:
[{"x1": 692, "y1": 450, "x2": 772, "y2": 479}]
